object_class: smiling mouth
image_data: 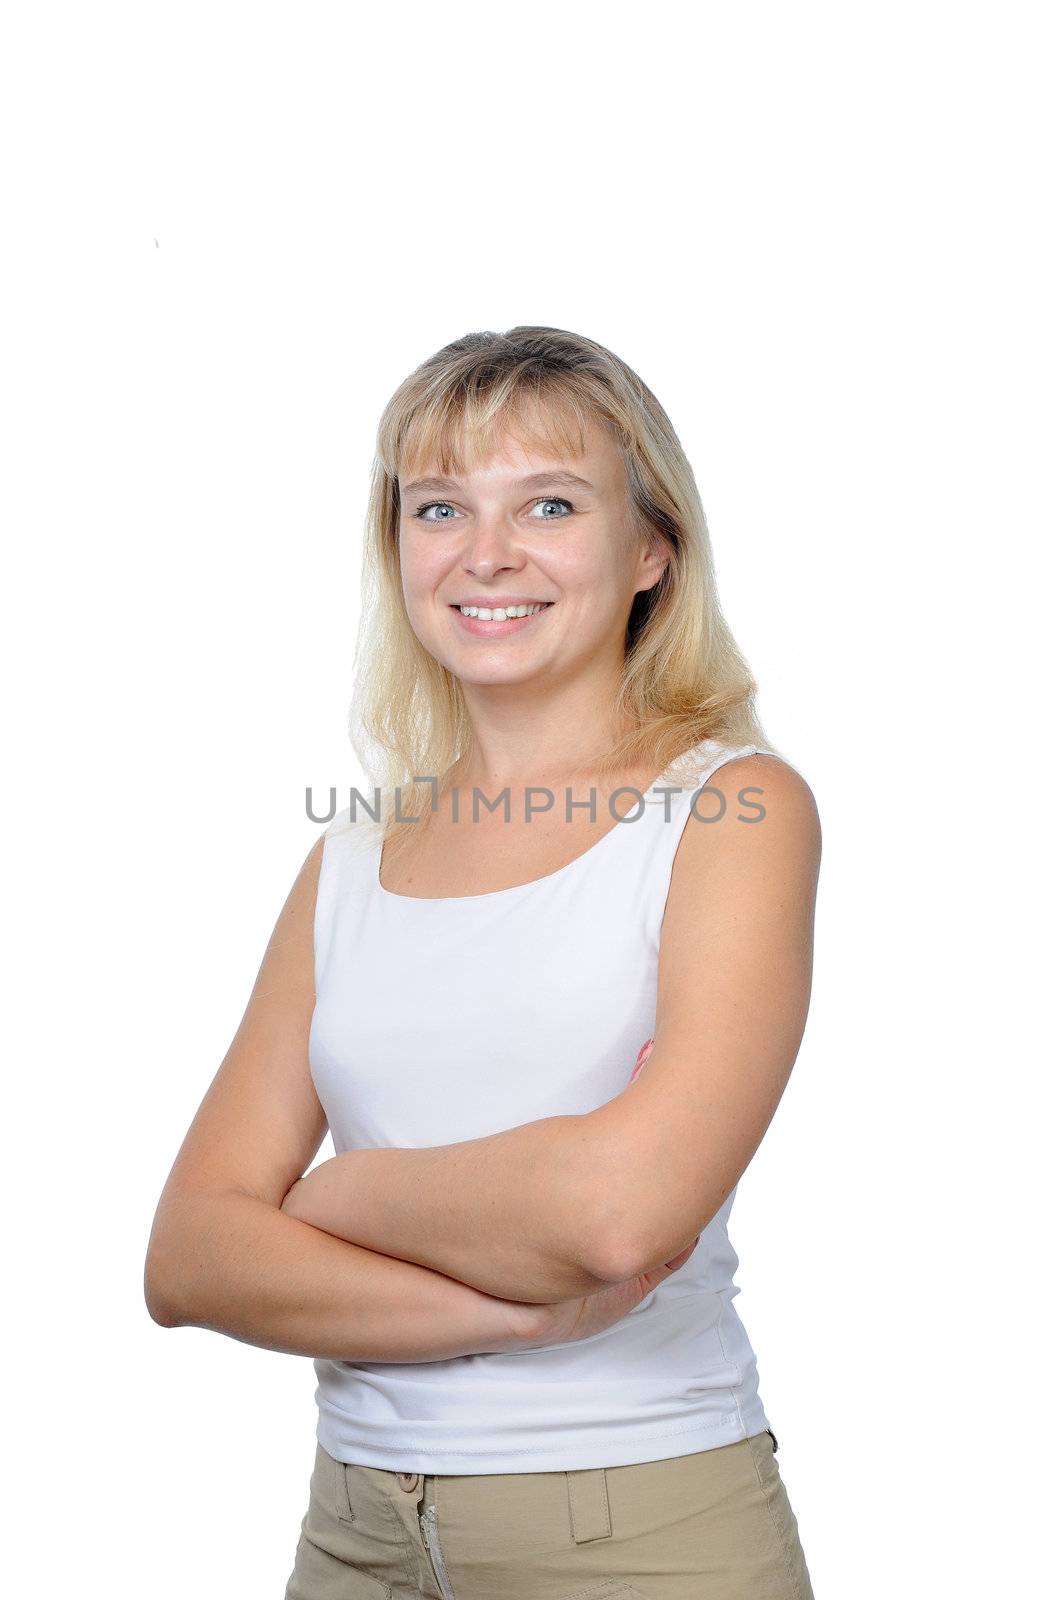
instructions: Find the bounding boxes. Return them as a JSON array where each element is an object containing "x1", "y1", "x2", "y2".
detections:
[{"x1": 449, "y1": 602, "x2": 555, "y2": 614}]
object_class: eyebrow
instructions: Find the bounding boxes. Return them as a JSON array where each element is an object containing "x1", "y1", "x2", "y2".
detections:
[{"x1": 400, "y1": 469, "x2": 596, "y2": 499}]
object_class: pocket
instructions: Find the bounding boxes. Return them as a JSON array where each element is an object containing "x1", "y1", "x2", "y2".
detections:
[
  {"x1": 746, "y1": 1434, "x2": 815, "y2": 1599},
  {"x1": 327, "y1": 1444, "x2": 357, "y2": 1523},
  {"x1": 749, "y1": 1430, "x2": 782, "y2": 1481},
  {"x1": 305, "y1": 1441, "x2": 350, "y2": 1524},
  {"x1": 283, "y1": 1445, "x2": 396, "y2": 1599},
  {"x1": 303, "y1": 1440, "x2": 358, "y2": 1525},
  {"x1": 283, "y1": 1529, "x2": 393, "y2": 1599}
]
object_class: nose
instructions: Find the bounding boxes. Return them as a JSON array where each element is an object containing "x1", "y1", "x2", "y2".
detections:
[{"x1": 460, "y1": 512, "x2": 525, "y2": 581}]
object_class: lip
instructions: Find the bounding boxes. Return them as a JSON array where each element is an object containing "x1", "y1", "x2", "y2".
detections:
[
  {"x1": 449, "y1": 600, "x2": 554, "y2": 637},
  {"x1": 449, "y1": 597, "x2": 555, "y2": 609}
]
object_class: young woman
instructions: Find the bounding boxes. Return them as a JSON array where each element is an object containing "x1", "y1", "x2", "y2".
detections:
[{"x1": 145, "y1": 326, "x2": 822, "y2": 1599}]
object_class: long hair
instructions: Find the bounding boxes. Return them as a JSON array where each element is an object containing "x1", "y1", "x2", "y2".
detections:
[{"x1": 346, "y1": 326, "x2": 777, "y2": 848}]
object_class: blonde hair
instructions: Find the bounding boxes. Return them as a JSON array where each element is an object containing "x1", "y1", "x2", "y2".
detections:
[{"x1": 346, "y1": 325, "x2": 777, "y2": 849}]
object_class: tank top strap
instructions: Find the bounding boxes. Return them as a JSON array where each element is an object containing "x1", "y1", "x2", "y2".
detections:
[
  {"x1": 312, "y1": 803, "x2": 381, "y2": 990},
  {"x1": 608, "y1": 737, "x2": 780, "y2": 850},
  {"x1": 679, "y1": 737, "x2": 780, "y2": 799},
  {"x1": 596, "y1": 738, "x2": 781, "y2": 934}
]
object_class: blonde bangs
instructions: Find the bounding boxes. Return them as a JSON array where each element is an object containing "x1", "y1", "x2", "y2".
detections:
[{"x1": 387, "y1": 376, "x2": 595, "y2": 483}]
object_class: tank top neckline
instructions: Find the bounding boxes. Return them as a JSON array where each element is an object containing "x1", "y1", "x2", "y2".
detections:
[{"x1": 372, "y1": 739, "x2": 724, "y2": 906}]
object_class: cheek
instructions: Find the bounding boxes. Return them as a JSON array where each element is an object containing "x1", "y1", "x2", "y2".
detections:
[
  {"x1": 400, "y1": 556, "x2": 454, "y2": 635},
  {"x1": 401, "y1": 552, "x2": 440, "y2": 597},
  {"x1": 400, "y1": 524, "x2": 452, "y2": 580}
]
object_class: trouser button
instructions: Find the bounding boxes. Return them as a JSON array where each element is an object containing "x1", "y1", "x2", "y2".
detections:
[{"x1": 396, "y1": 1472, "x2": 419, "y2": 1491}]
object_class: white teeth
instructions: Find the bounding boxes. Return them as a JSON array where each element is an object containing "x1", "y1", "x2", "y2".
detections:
[{"x1": 458, "y1": 602, "x2": 550, "y2": 619}]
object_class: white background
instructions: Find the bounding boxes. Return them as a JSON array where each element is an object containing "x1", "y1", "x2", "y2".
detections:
[{"x1": 3, "y1": 3, "x2": 1059, "y2": 1595}]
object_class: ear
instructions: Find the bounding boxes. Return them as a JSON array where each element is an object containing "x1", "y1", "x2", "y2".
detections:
[{"x1": 633, "y1": 534, "x2": 670, "y2": 596}]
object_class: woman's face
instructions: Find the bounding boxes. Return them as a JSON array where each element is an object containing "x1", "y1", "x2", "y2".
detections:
[{"x1": 396, "y1": 415, "x2": 666, "y2": 690}]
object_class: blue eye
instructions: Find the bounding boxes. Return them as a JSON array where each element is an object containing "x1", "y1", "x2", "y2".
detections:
[
  {"x1": 412, "y1": 496, "x2": 575, "y2": 523},
  {"x1": 414, "y1": 501, "x2": 458, "y2": 522},
  {"x1": 529, "y1": 496, "x2": 574, "y2": 519}
]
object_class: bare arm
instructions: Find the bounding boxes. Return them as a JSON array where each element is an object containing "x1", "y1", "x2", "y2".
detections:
[
  {"x1": 280, "y1": 1113, "x2": 634, "y2": 1304},
  {"x1": 590, "y1": 755, "x2": 823, "y2": 1277},
  {"x1": 146, "y1": 1185, "x2": 532, "y2": 1362},
  {"x1": 143, "y1": 834, "x2": 581, "y2": 1359}
]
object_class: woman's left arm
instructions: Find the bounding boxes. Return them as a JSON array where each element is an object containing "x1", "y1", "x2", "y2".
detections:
[
  {"x1": 283, "y1": 755, "x2": 819, "y2": 1301},
  {"x1": 591, "y1": 753, "x2": 822, "y2": 1278},
  {"x1": 281, "y1": 1115, "x2": 626, "y2": 1304}
]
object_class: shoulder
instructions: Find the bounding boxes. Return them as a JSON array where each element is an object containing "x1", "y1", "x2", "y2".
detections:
[
  {"x1": 316, "y1": 801, "x2": 383, "y2": 857},
  {"x1": 696, "y1": 747, "x2": 819, "y2": 828},
  {"x1": 278, "y1": 832, "x2": 328, "y2": 934},
  {"x1": 671, "y1": 749, "x2": 822, "y2": 910},
  {"x1": 288, "y1": 805, "x2": 362, "y2": 908}
]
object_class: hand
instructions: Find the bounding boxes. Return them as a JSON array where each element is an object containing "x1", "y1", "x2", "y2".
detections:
[{"x1": 500, "y1": 1234, "x2": 701, "y2": 1352}]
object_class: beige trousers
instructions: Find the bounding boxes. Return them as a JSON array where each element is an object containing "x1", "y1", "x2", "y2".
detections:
[{"x1": 283, "y1": 1430, "x2": 815, "y2": 1599}]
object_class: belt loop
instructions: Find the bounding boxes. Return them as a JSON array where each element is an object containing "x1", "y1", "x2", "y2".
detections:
[{"x1": 566, "y1": 1468, "x2": 613, "y2": 1544}]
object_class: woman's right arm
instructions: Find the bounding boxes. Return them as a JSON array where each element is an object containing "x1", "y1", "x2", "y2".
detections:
[
  {"x1": 148, "y1": 1182, "x2": 532, "y2": 1362},
  {"x1": 143, "y1": 833, "x2": 527, "y2": 1363}
]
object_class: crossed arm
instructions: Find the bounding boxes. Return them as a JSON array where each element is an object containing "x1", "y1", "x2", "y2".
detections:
[
  {"x1": 281, "y1": 1113, "x2": 624, "y2": 1303},
  {"x1": 283, "y1": 756, "x2": 821, "y2": 1307}
]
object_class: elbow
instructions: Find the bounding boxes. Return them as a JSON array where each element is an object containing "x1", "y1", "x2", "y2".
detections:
[
  {"x1": 587, "y1": 1237, "x2": 654, "y2": 1286},
  {"x1": 143, "y1": 1250, "x2": 185, "y2": 1329},
  {"x1": 566, "y1": 1174, "x2": 669, "y2": 1289},
  {"x1": 582, "y1": 1200, "x2": 694, "y2": 1285},
  {"x1": 145, "y1": 1282, "x2": 180, "y2": 1329},
  {"x1": 565, "y1": 1175, "x2": 659, "y2": 1287},
  {"x1": 577, "y1": 1219, "x2": 653, "y2": 1286},
  {"x1": 563, "y1": 1114, "x2": 691, "y2": 1285},
  {"x1": 146, "y1": 1294, "x2": 180, "y2": 1329}
]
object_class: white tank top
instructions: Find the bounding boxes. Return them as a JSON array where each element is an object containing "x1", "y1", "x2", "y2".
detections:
[{"x1": 310, "y1": 737, "x2": 782, "y2": 1472}]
